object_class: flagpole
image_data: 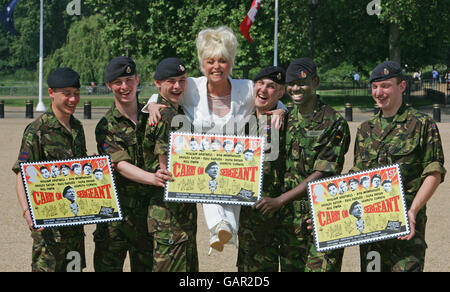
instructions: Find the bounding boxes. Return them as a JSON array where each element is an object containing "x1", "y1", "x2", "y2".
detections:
[
  {"x1": 273, "y1": 0, "x2": 278, "y2": 66},
  {"x1": 36, "y1": 0, "x2": 46, "y2": 112}
]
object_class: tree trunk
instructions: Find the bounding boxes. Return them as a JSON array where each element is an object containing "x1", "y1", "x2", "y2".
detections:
[{"x1": 389, "y1": 23, "x2": 401, "y2": 63}]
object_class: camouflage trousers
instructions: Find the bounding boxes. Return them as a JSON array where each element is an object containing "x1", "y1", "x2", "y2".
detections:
[
  {"x1": 237, "y1": 205, "x2": 293, "y2": 272},
  {"x1": 359, "y1": 213, "x2": 428, "y2": 272},
  {"x1": 283, "y1": 200, "x2": 344, "y2": 272},
  {"x1": 31, "y1": 226, "x2": 85, "y2": 272},
  {"x1": 147, "y1": 202, "x2": 198, "y2": 272},
  {"x1": 93, "y1": 204, "x2": 154, "y2": 272}
]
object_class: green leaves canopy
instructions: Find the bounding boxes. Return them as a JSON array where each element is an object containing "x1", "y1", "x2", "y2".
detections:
[{"x1": 1, "y1": 0, "x2": 449, "y2": 82}]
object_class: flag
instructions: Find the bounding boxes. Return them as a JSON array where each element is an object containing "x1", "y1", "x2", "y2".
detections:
[
  {"x1": 0, "y1": 0, "x2": 19, "y2": 35},
  {"x1": 240, "y1": 0, "x2": 262, "y2": 43}
]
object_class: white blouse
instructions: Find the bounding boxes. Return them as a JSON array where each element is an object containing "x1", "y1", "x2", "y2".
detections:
[
  {"x1": 145, "y1": 76, "x2": 285, "y2": 136},
  {"x1": 181, "y1": 76, "x2": 254, "y2": 135}
]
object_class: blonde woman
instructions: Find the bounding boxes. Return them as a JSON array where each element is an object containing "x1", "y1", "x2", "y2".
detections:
[{"x1": 145, "y1": 26, "x2": 285, "y2": 253}]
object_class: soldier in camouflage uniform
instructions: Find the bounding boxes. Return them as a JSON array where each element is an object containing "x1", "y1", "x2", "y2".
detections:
[
  {"x1": 351, "y1": 61, "x2": 446, "y2": 272},
  {"x1": 237, "y1": 66, "x2": 292, "y2": 272},
  {"x1": 142, "y1": 58, "x2": 198, "y2": 272},
  {"x1": 93, "y1": 56, "x2": 172, "y2": 272},
  {"x1": 264, "y1": 58, "x2": 351, "y2": 272},
  {"x1": 12, "y1": 68, "x2": 87, "y2": 272}
]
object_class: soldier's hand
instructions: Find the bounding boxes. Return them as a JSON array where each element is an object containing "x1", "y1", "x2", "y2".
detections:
[
  {"x1": 146, "y1": 102, "x2": 167, "y2": 126},
  {"x1": 253, "y1": 197, "x2": 283, "y2": 215},
  {"x1": 24, "y1": 209, "x2": 44, "y2": 232},
  {"x1": 265, "y1": 108, "x2": 285, "y2": 130},
  {"x1": 306, "y1": 218, "x2": 314, "y2": 236},
  {"x1": 154, "y1": 169, "x2": 173, "y2": 186},
  {"x1": 398, "y1": 209, "x2": 416, "y2": 240}
]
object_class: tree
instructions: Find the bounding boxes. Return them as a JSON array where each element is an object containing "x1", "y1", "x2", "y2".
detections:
[
  {"x1": 44, "y1": 14, "x2": 112, "y2": 84},
  {"x1": 0, "y1": 0, "x2": 83, "y2": 72},
  {"x1": 0, "y1": 0, "x2": 98, "y2": 74},
  {"x1": 3, "y1": 0, "x2": 449, "y2": 80},
  {"x1": 84, "y1": 0, "x2": 313, "y2": 78},
  {"x1": 378, "y1": 0, "x2": 450, "y2": 67}
]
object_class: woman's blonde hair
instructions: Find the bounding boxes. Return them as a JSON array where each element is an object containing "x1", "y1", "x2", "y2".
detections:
[{"x1": 196, "y1": 26, "x2": 238, "y2": 74}]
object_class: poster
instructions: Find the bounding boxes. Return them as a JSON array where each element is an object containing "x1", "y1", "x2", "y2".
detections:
[
  {"x1": 164, "y1": 132, "x2": 265, "y2": 206},
  {"x1": 307, "y1": 164, "x2": 410, "y2": 252},
  {"x1": 20, "y1": 155, "x2": 122, "y2": 229}
]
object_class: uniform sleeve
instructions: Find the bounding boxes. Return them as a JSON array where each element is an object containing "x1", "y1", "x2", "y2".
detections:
[
  {"x1": 95, "y1": 118, "x2": 131, "y2": 163},
  {"x1": 421, "y1": 119, "x2": 446, "y2": 182},
  {"x1": 153, "y1": 109, "x2": 175, "y2": 156},
  {"x1": 11, "y1": 124, "x2": 41, "y2": 174},
  {"x1": 141, "y1": 94, "x2": 159, "y2": 113},
  {"x1": 74, "y1": 122, "x2": 88, "y2": 157},
  {"x1": 350, "y1": 127, "x2": 364, "y2": 173},
  {"x1": 313, "y1": 117, "x2": 351, "y2": 175},
  {"x1": 153, "y1": 123, "x2": 170, "y2": 156}
]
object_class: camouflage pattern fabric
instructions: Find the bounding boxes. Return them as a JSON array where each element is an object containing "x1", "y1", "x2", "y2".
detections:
[
  {"x1": 279, "y1": 200, "x2": 344, "y2": 272},
  {"x1": 31, "y1": 227, "x2": 85, "y2": 272},
  {"x1": 143, "y1": 96, "x2": 198, "y2": 272},
  {"x1": 283, "y1": 98, "x2": 350, "y2": 272},
  {"x1": 12, "y1": 106, "x2": 87, "y2": 272},
  {"x1": 93, "y1": 101, "x2": 154, "y2": 272},
  {"x1": 238, "y1": 113, "x2": 293, "y2": 272},
  {"x1": 93, "y1": 205, "x2": 153, "y2": 272},
  {"x1": 352, "y1": 104, "x2": 446, "y2": 272}
]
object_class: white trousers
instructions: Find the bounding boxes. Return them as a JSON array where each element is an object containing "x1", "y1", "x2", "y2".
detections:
[{"x1": 203, "y1": 203, "x2": 241, "y2": 234}]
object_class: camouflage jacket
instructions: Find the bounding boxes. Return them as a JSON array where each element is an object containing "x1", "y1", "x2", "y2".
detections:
[
  {"x1": 143, "y1": 95, "x2": 185, "y2": 174},
  {"x1": 239, "y1": 111, "x2": 290, "y2": 227},
  {"x1": 12, "y1": 106, "x2": 86, "y2": 239},
  {"x1": 255, "y1": 112, "x2": 286, "y2": 199},
  {"x1": 143, "y1": 95, "x2": 196, "y2": 235},
  {"x1": 12, "y1": 106, "x2": 87, "y2": 173},
  {"x1": 352, "y1": 104, "x2": 446, "y2": 208},
  {"x1": 284, "y1": 98, "x2": 351, "y2": 193},
  {"x1": 95, "y1": 100, "x2": 150, "y2": 207}
]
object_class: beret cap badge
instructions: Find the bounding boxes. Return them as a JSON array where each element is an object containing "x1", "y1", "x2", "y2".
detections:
[
  {"x1": 383, "y1": 68, "x2": 389, "y2": 75},
  {"x1": 299, "y1": 70, "x2": 308, "y2": 79},
  {"x1": 126, "y1": 66, "x2": 132, "y2": 74}
]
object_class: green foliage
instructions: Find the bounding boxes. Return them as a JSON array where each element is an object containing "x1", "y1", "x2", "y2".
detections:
[
  {"x1": 44, "y1": 14, "x2": 111, "y2": 84},
  {"x1": 319, "y1": 62, "x2": 359, "y2": 83},
  {"x1": 0, "y1": 0, "x2": 82, "y2": 71},
  {"x1": 1, "y1": 0, "x2": 449, "y2": 83},
  {"x1": 378, "y1": 0, "x2": 450, "y2": 66}
]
